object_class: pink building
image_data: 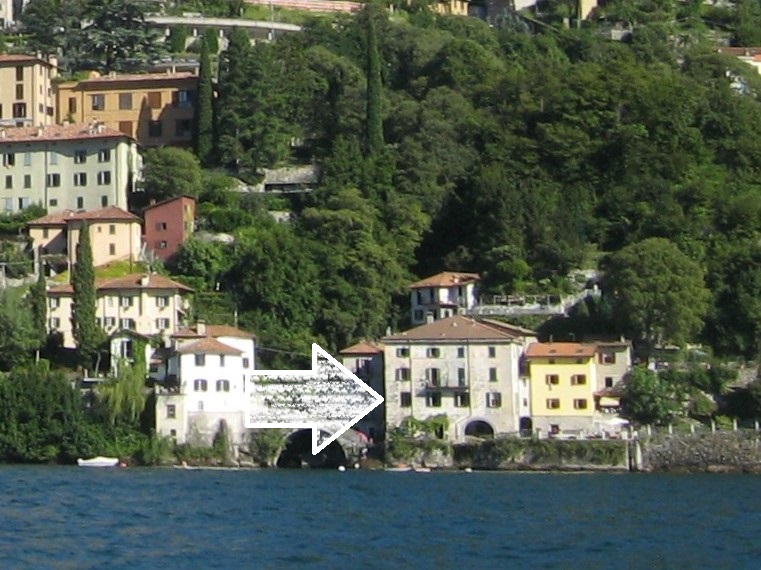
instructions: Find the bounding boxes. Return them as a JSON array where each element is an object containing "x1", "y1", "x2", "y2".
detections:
[{"x1": 142, "y1": 195, "x2": 195, "y2": 262}]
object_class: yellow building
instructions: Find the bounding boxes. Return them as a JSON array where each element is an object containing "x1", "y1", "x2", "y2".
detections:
[
  {"x1": 0, "y1": 54, "x2": 57, "y2": 127},
  {"x1": 27, "y1": 206, "x2": 142, "y2": 268},
  {"x1": 54, "y1": 71, "x2": 199, "y2": 148},
  {"x1": 525, "y1": 342, "x2": 598, "y2": 437},
  {"x1": 432, "y1": 0, "x2": 469, "y2": 16}
]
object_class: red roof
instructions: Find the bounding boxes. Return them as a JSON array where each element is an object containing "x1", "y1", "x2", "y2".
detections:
[
  {"x1": 176, "y1": 337, "x2": 242, "y2": 356},
  {"x1": 172, "y1": 324, "x2": 256, "y2": 340},
  {"x1": 142, "y1": 195, "x2": 196, "y2": 213},
  {"x1": 0, "y1": 123, "x2": 131, "y2": 144},
  {"x1": 340, "y1": 340, "x2": 383, "y2": 355},
  {"x1": 408, "y1": 271, "x2": 480, "y2": 289},
  {"x1": 525, "y1": 342, "x2": 597, "y2": 359},
  {"x1": 49, "y1": 273, "x2": 193, "y2": 294},
  {"x1": 0, "y1": 54, "x2": 53, "y2": 66},
  {"x1": 383, "y1": 315, "x2": 526, "y2": 342},
  {"x1": 28, "y1": 206, "x2": 139, "y2": 226}
]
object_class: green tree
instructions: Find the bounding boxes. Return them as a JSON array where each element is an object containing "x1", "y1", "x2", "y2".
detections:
[
  {"x1": 363, "y1": 3, "x2": 384, "y2": 156},
  {"x1": 98, "y1": 341, "x2": 147, "y2": 426},
  {"x1": 141, "y1": 147, "x2": 204, "y2": 206},
  {"x1": 169, "y1": 238, "x2": 231, "y2": 291},
  {"x1": 29, "y1": 267, "x2": 48, "y2": 350},
  {"x1": 604, "y1": 238, "x2": 709, "y2": 359},
  {"x1": 215, "y1": 28, "x2": 252, "y2": 171},
  {"x1": 203, "y1": 26, "x2": 219, "y2": 53},
  {"x1": 168, "y1": 25, "x2": 188, "y2": 53},
  {"x1": 71, "y1": 222, "x2": 105, "y2": 369},
  {"x1": 0, "y1": 290, "x2": 39, "y2": 371},
  {"x1": 194, "y1": 38, "x2": 215, "y2": 166},
  {"x1": 620, "y1": 367, "x2": 681, "y2": 425}
]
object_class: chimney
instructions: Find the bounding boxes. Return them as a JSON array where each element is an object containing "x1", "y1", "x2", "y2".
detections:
[
  {"x1": 140, "y1": 274, "x2": 149, "y2": 287},
  {"x1": 36, "y1": 126, "x2": 44, "y2": 137},
  {"x1": 197, "y1": 319, "x2": 206, "y2": 336},
  {"x1": 0, "y1": 129, "x2": 6, "y2": 139}
]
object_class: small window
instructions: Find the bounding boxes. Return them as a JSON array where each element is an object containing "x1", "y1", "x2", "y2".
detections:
[
  {"x1": 49, "y1": 198, "x2": 58, "y2": 207},
  {"x1": 198, "y1": 401, "x2": 204, "y2": 412},
  {"x1": 216, "y1": 380, "x2": 230, "y2": 392},
  {"x1": 600, "y1": 352, "x2": 616, "y2": 364},
  {"x1": 486, "y1": 392, "x2": 502, "y2": 408},
  {"x1": 119, "y1": 93, "x2": 133, "y2": 110},
  {"x1": 91, "y1": 94, "x2": 105, "y2": 111},
  {"x1": 4, "y1": 175, "x2": 11, "y2": 189},
  {"x1": 547, "y1": 398, "x2": 561, "y2": 410},
  {"x1": 457, "y1": 347, "x2": 465, "y2": 358},
  {"x1": 48, "y1": 297, "x2": 59, "y2": 309},
  {"x1": 454, "y1": 392, "x2": 469, "y2": 407},
  {"x1": 108, "y1": 224, "x2": 115, "y2": 235},
  {"x1": 426, "y1": 392, "x2": 442, "y2": 407},
  {"x1": 156, "y1": 296, "x2": 169, "y2": 308},
  {"x1": 426, "y1": 347, "x2": 440, "y2": 358},
  {"x1": 488, "y1": 346, "x2": 496, "y2": 358},
  {"x1": 23, "y1": 174, "x2": 30, "y2": 188},
  {"x1": 219, "y1": 355, "x2": 225, "y2": 367},
  {"x1": 68, "y1": 96, "x2": 77, "y2": 114},
  {"x1": 15, "y1": 65, "x2": 23, "y2": 81},
  {"x1": 15, "y1": 84, "x2": 23, "y2": 100},
  {"x1": 105, "y1": 317, "x2": 115, "y2": 327},
  {"x1": 574, "y1": 399, "x2": 588, "y2": 410},
  {"x1": 396, "y1": 347, "x2": 409, "y2": 358},
  {"x1": 156, "y1": 222, "x2": 167, "y2": 231},
  {"x1": 193, "y1": 379, "x2": 208, "y2": 392},
  {"x1": 50, "y1": 152, "x2": 58, "y2": 165},
  {"x1": 166, "y1": 404, "x2": 176, "y2": 419},
  {"x1": 42, "y1": 228, "x2": 49, "y2": 239},
  {"x1": 195, "y1": 354, "x2": 206, "y2": 366},
  {"x1": 48, "y1": 317, "x2": 60, "y2": 328},
  {"x1": 18, "y1": 197, "x2": 29, "y2": 210},
  {"x1": 119, "y1": 318, "x2": 135, "y2": 330},
  {"x1": 148, "y1": 91, "x2": 162, "y2": 109},
  {"x1": 243, "y1": 357, "x2": 250, "y2": 368},
  {"x1": 76, "y1": 197, "x2": 84, "y2": 209},
  {"x1": 395, "y1": 367, "x2": 410, "y2": 381},
  {"x1": 46, "y1": 173, "x2": 60, "y2": 188},
  {"x1": 457, "y1": 367, "x2": 466, "y2": 386},
  {"x1": 605, "y1": 377, "x2": 614, "y2": 388},
  {"x1": 73, "y1": 172, "x2": 87, "y2": 186},
  {"x1": 120, "y1": 296, "x2": 133, "y2": 308},
  {"x1": 400, "y1": 392, "x2": 412, "y2": 407},
  {"x1": 74, "y1": 150, "x2": 87, "y2": 164},
  {"x1": 425, "y1": 368, "x2": 440, "y2": 386},
  {"x1": 12, "y1": 103, "x2": 26, "y2": 118},
  {"x1": 23, "y1": 153, "x2": 31, "y2": 166},
  {"x1": 157, "y1": 241, "x2": 167, "y2": 249},
  {"x1": 571, "y1": 374, "x2": 587, "y2": 386},
  {"x1": 97, "y1": 171, "x2": 111, "y2": 185},
  {"x1": 98, "y1": 149, "x2": 111, "y2": 163},
  {"x1": 109, "y1": 244, "x2": 115, "y2": 255},
  {"x1": 546, "y1": 374, "x2": 559, "y2": 385},
  {"x1": 155, "y1": 318, "x2": 169, "y2": 330},
  {"x1": 3, "y1": 153, "x2": 13, "y2": 167},
  {"x1": 489, "y1": 368, "x2": 498, "y2": 382}
]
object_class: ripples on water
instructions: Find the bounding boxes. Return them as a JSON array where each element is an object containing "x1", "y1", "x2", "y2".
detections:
[{"x1": 0, "y1": 467, "x2": 759, "y2": 569}]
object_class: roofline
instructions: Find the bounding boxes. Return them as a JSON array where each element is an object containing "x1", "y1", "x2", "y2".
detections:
[
  {"x1": 142, "y1": 194, "x2": 196, "y2": 212},
  {"x1": 380, "y1": 337, "x2": 522, "y2": 344}
]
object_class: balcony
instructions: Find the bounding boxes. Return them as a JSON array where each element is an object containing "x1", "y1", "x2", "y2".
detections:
[{"x1": 421, "y1": 379, "x2": 469, "y2": 392}]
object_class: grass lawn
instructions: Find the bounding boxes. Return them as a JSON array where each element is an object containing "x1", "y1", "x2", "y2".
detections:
[{"x1": 51, "y1": 260, "x2": 148, "y2": 284}]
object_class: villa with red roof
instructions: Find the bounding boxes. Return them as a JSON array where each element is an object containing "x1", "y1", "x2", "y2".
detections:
[
  {"x1": 408, "y1": 271, "x2": 480, "y2": 325},
  {"x1": 0, "y1": 54, "x2": 57, "y2": 127}
]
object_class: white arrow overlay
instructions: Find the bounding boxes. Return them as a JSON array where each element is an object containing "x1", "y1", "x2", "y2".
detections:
[{"x1": 246, "y1": 344, "x2": 384, "y2": 455}]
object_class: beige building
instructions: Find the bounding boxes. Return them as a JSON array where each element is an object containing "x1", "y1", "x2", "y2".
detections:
[
  {"x1": 47, "y1": 273, "x2": 193, "y2": 348},
  {"x1": 381, "y1": 315, "x2": 536, "y2": 441},
  {"x1": 0, "y1": 122, "x2": 140, "y2": 214},
  {"x1": 340, "y1": 340, "x2": 385, "y2": 442},
  {"x1": 55, "y1": 71, "x2": 199, "y2": 148},
  {"x1": 0, "y1": 54, "x2": 57, "y2": 127},
  {"x1": 408, "y1": 271, "x2": 480, "y2": 325},
  {"x1": 27, "y1": 206, "x2": 141, "y2": 267}
]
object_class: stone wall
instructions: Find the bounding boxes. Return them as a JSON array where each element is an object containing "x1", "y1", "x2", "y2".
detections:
[{"x1": 641, "y1": 432, "x2": 761, "y2": 473}]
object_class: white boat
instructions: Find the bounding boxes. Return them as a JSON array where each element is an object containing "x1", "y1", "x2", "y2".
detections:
[
  {"x1": 385, "y1": 466, "x2": 412, "y2": 472},
  {"x1": 77, "y1": 456, "x2": 120, "y2": 468}
]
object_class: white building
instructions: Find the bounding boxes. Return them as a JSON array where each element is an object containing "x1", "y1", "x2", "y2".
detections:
[
  {"x1": 152, "y1": 322, "x2": 257, "y2": 447},
  {"x1": 0, "y1": 122, "x2": 140, "y2": 214},
  {"x1": 408, "y1": 271, "x2": 480, "y2": 325},
  {"x1": 47, "y1": 273, "x2": 193, "y2": 349},
  {"x1": 381, "y1": 315, "x2": 536, "y2": 441},
  {"x1": 339, "y1": 340, "x2": 384, "y2": 442}
]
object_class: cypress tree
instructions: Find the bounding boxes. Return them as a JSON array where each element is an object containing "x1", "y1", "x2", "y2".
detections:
[
  {"x1": 203, "y1": 27, "x2": 219, "y2": 54},
  {"x1": 215, "y1": 28, "x2": 251, "y2": 170},
  {"x1": 71, "y1": 222, "x2": 104, "y2": 370},
  {"x1": 29, "y1": 262, "x2": 48, "y2": 350},
  {"x1": 194, "y1": 37, "x2": 214, "y2": 166},
  {"x1": 364, "y1": 4, "x2": 383, "y2": 157}
]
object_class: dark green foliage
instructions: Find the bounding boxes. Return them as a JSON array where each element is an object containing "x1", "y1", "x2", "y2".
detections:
[
  {"x1": 194, "y1": 38, "x2": 214, "y2": 166},
  {"x1": 215, "y1": 28, "x2": 252, "y2": 171},
  {"x1": 29, "y1": 269, "x2": 48, "y2": 349},
  {"x1": 203, "y1": 27, "x2": 219, "y2": 53},
  {"x1": 0, "y1": 290, "x2": 39, "y2": 370},
  {"x1": 168, "y1": 25, "x2": 188, "y2": 53},
  {"x1": 363, "y1": 3, "x2": 384, "y2": 156},
  {"x1": 71, "y1": 222, "x2": 105, "y2": 369},
  {"x1": 621, "y1": 367, "x2": 682, "y2": 426},
  {"x1": 141, "y1": 147, "x2": 204, "y2": 206}
]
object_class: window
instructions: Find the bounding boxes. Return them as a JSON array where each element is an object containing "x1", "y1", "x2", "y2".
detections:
[
  {"x1": 2, "y1": 198, "x2": 10, "y2": 211},
  {"x1": 155, "y1": 318, "x2": 169, "y2": 330},
  {"x1": 108, "y1": 224, "x2": 115, "y2": 235},
  {"x1": 98, "y1": 149, "x2": 111, "y2": 163},
  {"x1": 68, "y1": 97, "x2": 77, "y2": 114},
  {"x1": 73, "y1": 172, "x2": 87, "y2": 186},
  {"x1": 157, "y1": 241, "x2": 167, "y2": 249},
  {"x1": 426, "y1": 391, "x2": 442, "y2": 407},
  {"x1": 395, "y1": 367, "x2": 410, "y2": 381},
  {"x1": 167, "y1": 405, "x2": 176, "y2": 419},
  {"x1": 425, "y1": 367, "x2": 440, "y2": 386},
  {"x1": 486, "y1": 392, "x2": 502, "y2": 408},
  {"x1": 148, "y1": 120, "x2": 162, "y2": 137},
  {"x1": 546, "y1": 398, "x2": 561, "y2": 410},
  {"x1": 216, "y1": 380, "x2": 231, "y2": 392},
  {"x1": 119, "y1": 93, "x2": 133, "y2": 110},
  {"x1": 118, "y1": 121, "x2": 133, "y2": 137},
  {"x1": 457, "y1": 347, "x2": 465, "y2": 358},
  {"x1": 15, "y1": 66, "x2": 23, "y2": 81},
  {"x1": 198, "y1": 401, "x2": 204, "y2": 412},
  {"x1": 243, "y1": 358, "x2": 250, "y2": 368},
  {"x1": 50, "y1": 152, "x2": 58, "y2": 165},
  {"x1": 413, "y1": 309, "x2": 424, "y2": 322},
  {"x1": 76, "y1": 197, "x2": 84, "y2": 209},
  {"x1": 4, "y1": 175, "x2": 11, "y2": 189},
  {"x1": 571, "y1": 374, "x2": 587, "y2": 385},
  {"x1": 175, "y1": 119, "x2": 192, "y2": 137},
  {"x1": 91, "y1": 94, "x2": 105, "y2": 111},
  {"x1": 23, "y1": 174, "x2": 30, "y2": 188},
  {"x1": 489, "y1": 367, "x2": 498, "y2": 382},
  {"x1": 104, "y1": 317, "x2": 115, "y2": 328},
  {"x1": 156, "y1": 296, "x2": 169, "y2": 308},
  {"x1": 400, "y1": 392, "x2": 412, "y2": 407},
  {"x1": 18, "y1": 197, "x2": 29, "y2": 210},
  {"x1": 605, "y1": 377, "x2": 614, "y2": 388},
  {"x1": 42, "y1": 228, "x2": 49, "y2": 239},
  {"x1": 454, "y1": 392, "x2": 469, "y2": 407},
  {"x1": 600, "y1": 352, "x2": 616, "y2": 364},
  {"x1": 2, "y1": 153, "x2": 13, "y2": 166},
  {"x1": 119, "y1": 318, "x2": 135, "y2": 329},
  {"x1": 48, "y1": 317, "x2": 60, "y2": 328},
  {"x1": 49, "y1": 199, "x2": 58, "y2": 207},
  {"x1": 148, "y1": 91, "x2": 162, "y2": 109},
  {"x1": 426, "y1": 347, "x2": 440, "y2": 358},
  {"x1": 173, "y1": 90, "x2": 194, "y2": 108},
  {"x1": 156, "y1": 222, "x2": 167, "y2": 231},
  {"x1": 108, "y1": 244, "x2": 115, "y2": 255},
  {"x1": 396, "y1": 347, "x2": 409, "y2": 358},
  {"x1": 23, "y1": 153, "x2": 31, "y2": 166},
  {"x1": 97, "y1": 171, "x2": 111, "y2": 185},
  {"x1": 574, "y1": 399, "x2": 588, "y2": 410},
  {"x1": 546, "y1": 374, "x2": 559, "y2": 385},
  {"x1": 488, "y1": 346, "x2": 496, "y2": 358},
  {"x1": 120, "y1": 296, "x2": 133, "y2": 308},
  {"x1": 195, "y1": 354, "x2": 206, "y2": 366},
  {"x1": 193, "y1": 379, "x2": 208, "y2": 392},
  {"x1": 15, "y1": 84, "x2": 23, "y2": 100},
  {"x1": 12, "y1": 103, "x2": 26, "y2": 118},
  {"x1": 219, "y1": 355, "x2": 226, "y2": 367},
  {"x1": 457, "y1": 367, "x2": 466, "y2": 386}
]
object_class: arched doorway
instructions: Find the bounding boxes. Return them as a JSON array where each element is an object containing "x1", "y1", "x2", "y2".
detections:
[
  {"x1": 275, "y1": 429, "x2": 347, "y2": 469},
  {"x1": 464, "y1": 420, "x2": 494, "y2": 438}
]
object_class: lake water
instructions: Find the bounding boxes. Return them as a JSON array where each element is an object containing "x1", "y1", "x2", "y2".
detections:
[{"x1": 0, "y1": 467, "x2": 758, "y2": 569}]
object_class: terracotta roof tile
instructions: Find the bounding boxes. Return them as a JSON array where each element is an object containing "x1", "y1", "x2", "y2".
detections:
[
  {"x1": 382, "y1": 315, "x2": 524, "y2": 342},
  {"x1": 142, "y1": 195, "x2": 196, "y2": 212},
  {"x1": 0, "y1": 54, "x2": 53, "y2": 65},
  {"x1": 172, "y1": 324, "x2": 256, "y2": 339},
  {"x1": 28, "y1": 206, "x2": 139, "y2": 226},
  {"x1": 0, "y1": 123, "x2": 131, "y2": 144},
  {"x1": 176, "y1": 337, "x2": 242, "y2": 356},
  {"x1": 49, "y1": 273, "x2": 193, "y2": 294},
  {"x1": 408, "y1": 271, "x2": 480, "y2": 289},
  {"x1": 340, "y1": 340, "x2": 383, "y2": 355},
  {"x1": 525, "y1": 342, "x2": 597, "y2": 359}
]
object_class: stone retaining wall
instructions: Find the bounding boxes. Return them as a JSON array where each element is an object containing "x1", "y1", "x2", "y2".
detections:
[{"x1": 641, "y1": 432, "x2": 761, "y2": 473}]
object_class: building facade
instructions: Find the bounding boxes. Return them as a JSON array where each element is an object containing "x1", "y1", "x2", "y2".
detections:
[
  {"x1": 55, "y1": 71, "x2": 199, "y2": 148},
  {"x1": 0, "y1": 123, "x2": 139, "y2": 214},
  {"x1": 152, "y1": 322, "x2": 257, "y2": 446},
  {"x1": 47, "y1": 273, "x2": 192, "y2": 348},
  {"x1": 408, "y1": 271, "x2": 480, "y2": 325},
  {"x1": 340, "y1": 341, "x2": 384, "y2": 442},
  {"x1": 381, "y1": 315, "x2": 536, "y2": 441},
  {"x1": 142, "y1": 195, "x2": 196, "y2": 262},
  {"x1": 27, "y1": 206, "x2": 141, "y2": 267},
  {"x1": 0, "y1": 54, "x2": 57, "y2": 127}
]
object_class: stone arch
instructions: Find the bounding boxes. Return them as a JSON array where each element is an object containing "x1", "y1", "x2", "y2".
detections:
[
  {"x1": 275, "y1": 429, "x2": 348, "y2": 469},
  {"x1": 464, "y1": 420, "x2": 495, "y2": 438}
]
